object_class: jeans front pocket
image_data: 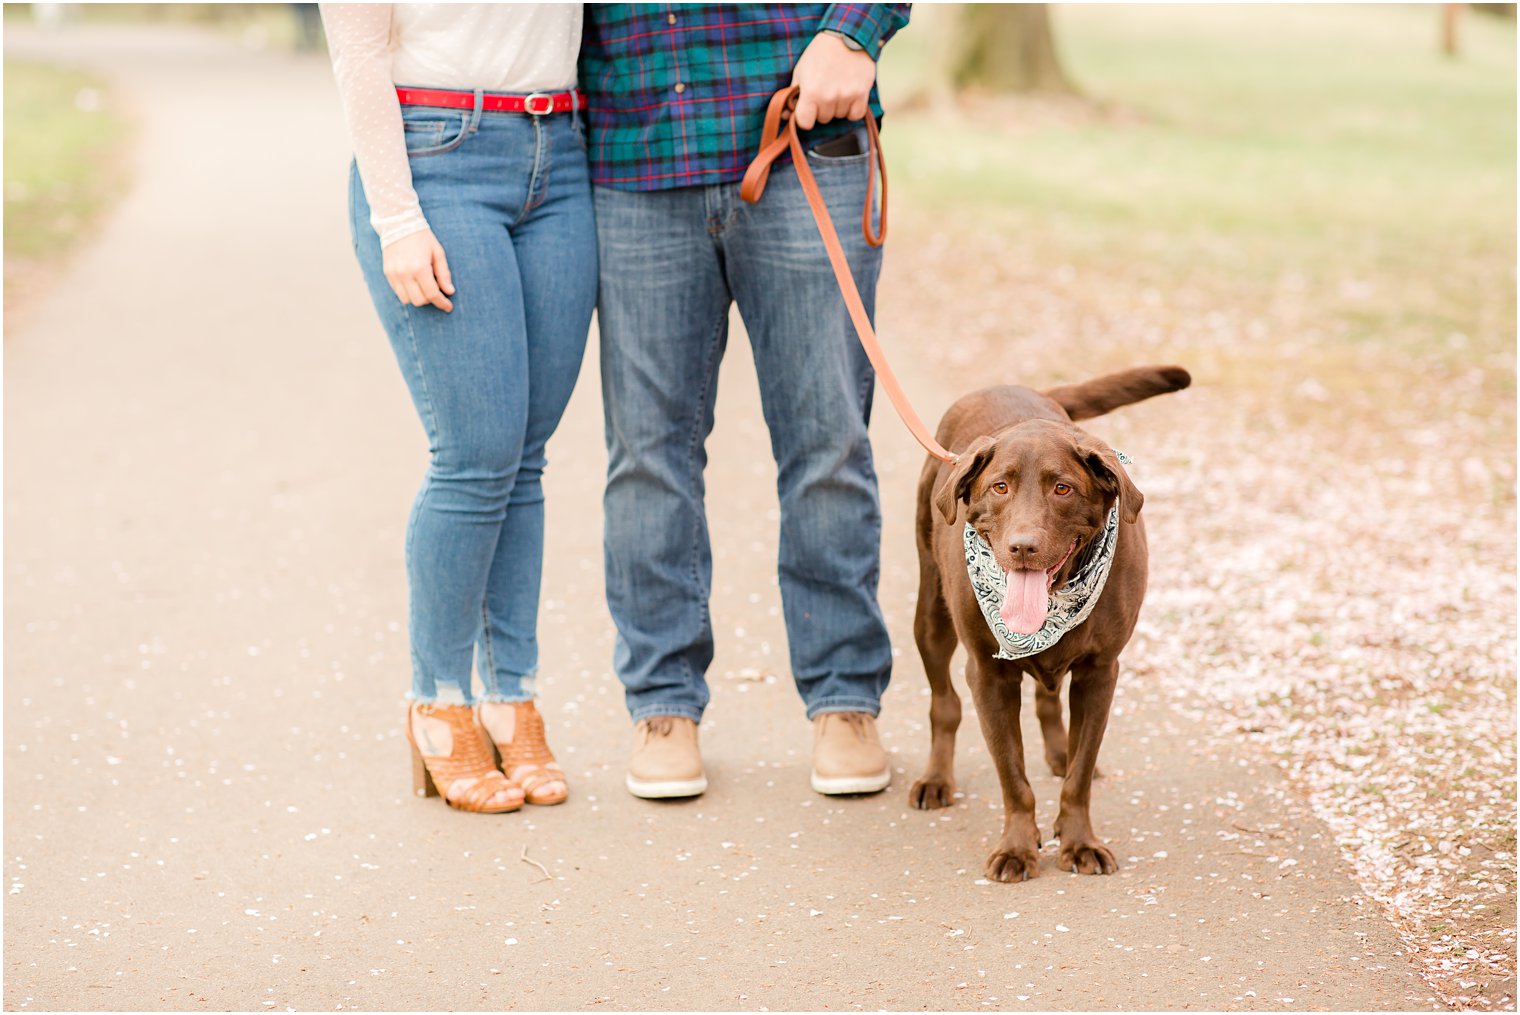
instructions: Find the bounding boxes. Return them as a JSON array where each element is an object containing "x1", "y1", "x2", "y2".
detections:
[{"x1": 402, "y1": 109, "x2": 470, "y2": 158}]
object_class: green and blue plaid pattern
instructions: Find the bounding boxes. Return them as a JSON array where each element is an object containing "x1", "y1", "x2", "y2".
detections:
[{"x1": 580, "y1": 3, "x2": 911, "y2": 191}]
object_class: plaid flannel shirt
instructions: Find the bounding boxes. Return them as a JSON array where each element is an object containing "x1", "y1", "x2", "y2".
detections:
[{"x1": 579, "y1": 3, "x2": 911, "y2": 191}]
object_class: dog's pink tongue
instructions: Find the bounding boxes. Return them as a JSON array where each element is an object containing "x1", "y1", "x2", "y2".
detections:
[{"x1": 1001, "y1": 569, "x2": 1050, "y2": 635}]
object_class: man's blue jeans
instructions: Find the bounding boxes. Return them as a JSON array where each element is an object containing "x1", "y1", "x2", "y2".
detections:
[{"x1": 595, "y1": 127, "x2": 892, "y2": 724}]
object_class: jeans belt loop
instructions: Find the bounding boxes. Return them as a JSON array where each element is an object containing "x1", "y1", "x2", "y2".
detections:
[{"x1": 468, "y1": 88, "x2": 484, "y2": 132}]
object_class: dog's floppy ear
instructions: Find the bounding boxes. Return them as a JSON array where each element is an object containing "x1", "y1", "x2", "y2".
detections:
[
  {"x1": 933, "y1": 436, "x2": 996, "y2": 525},
  {"x1": 1079, "y1": 440, "x2": 1143, "y2": 524}
]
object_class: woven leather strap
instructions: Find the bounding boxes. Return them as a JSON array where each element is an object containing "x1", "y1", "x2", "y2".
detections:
[
  {"x1": 493, "y1": 702, "x2": 564, "y2": 795},
  {"x1": 411, "y1": 703, "x2": 513, "y2": 812},
  {"x1": 739, "y1": 86, "x2": 958, "y2": 464}
]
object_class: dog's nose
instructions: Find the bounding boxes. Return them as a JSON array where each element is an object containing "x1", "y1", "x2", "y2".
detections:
[{"x1": 1007, "y1": 536, "x2": 1041, "y2": 565}]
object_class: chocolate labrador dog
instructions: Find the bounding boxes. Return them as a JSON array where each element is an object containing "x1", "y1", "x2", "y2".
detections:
[{"x1": 908, "y1": 365, "x2": 1190, "y2": 882}]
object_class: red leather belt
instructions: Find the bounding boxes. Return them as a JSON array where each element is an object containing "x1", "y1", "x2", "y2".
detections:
[{"x1": 395, "y1": 86, "x2": 583, "y2": 115}]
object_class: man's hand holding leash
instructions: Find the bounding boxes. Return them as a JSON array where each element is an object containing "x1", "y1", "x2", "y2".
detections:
[{"x1": 791, "y1": 29, "x2": 878, "y2": 130}]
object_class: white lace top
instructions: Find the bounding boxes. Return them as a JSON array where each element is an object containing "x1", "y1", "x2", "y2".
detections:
[{"x1": 321, "y1": 3, "x2": 581, "y2": 247}]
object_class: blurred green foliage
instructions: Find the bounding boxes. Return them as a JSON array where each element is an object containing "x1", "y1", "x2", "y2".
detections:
[
  {"x1": 878, "y1": 4, "x2": 1514, "y2": 388},
  {"x1": 3, "y1": 3, "x2": 321, "y2": 50},
  {"x1": 3, "y1": 58, "x2": 130, "y2": 310}
]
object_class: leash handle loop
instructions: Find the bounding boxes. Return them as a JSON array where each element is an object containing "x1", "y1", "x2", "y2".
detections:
[{"x1": 740, "y1": 86, "x2": 957, "y2": 464}]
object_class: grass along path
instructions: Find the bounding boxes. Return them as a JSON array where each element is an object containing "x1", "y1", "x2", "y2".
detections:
[
  {"x1": 881, "y1": 5, "x2": 1513, "y2": 406},
  {"x1": 4, "y1": 58, "x2": 131, "y2": 319}
]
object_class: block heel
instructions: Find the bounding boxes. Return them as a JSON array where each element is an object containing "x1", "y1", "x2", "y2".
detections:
[
  {"x1": 410, "y1": 741, "x2": 438, "y2": 798},
  {"x1": 404, "y1": 703, "x2": 523, "y2": 813}
]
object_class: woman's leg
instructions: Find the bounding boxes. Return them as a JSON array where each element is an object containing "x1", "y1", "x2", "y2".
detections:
[
  {"x1": 469, "y1": 114, "x2": 596, "y2": 805},
  {"x1": 475, "y1": 114, "x2": 597, "y2": 703},
  {"x1": 348, "y1": 163, "x2": 532, "y2": 707}
]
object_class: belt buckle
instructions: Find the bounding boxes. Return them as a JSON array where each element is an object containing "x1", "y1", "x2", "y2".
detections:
[{"x1": 523, "y1": 92, "x2": 554, "y2": 116}]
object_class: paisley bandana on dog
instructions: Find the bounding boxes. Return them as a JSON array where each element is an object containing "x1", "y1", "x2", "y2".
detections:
[{"x1": 963, "y1": 503, "x2": 1121, "y2": 661}]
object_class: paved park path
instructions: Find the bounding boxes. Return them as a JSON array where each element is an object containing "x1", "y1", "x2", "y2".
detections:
[{"x1": 4, "y1": 24, "x2": 1440, "y2": 1011}]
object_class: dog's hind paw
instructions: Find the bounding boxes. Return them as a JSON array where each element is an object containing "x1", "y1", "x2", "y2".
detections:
[
  {"x1": 985, "y1": 844, "x2": 1041, "y2": 883},
  {"x1": 908, "y1": 774, "x2": 956, "y2": 809},
  {"x1": 1058, "y1": 840, "x2": 1118, "y2": 876},
  {"x1": 1046, "y1": 755, "x2": 1104, "y2": 780}
]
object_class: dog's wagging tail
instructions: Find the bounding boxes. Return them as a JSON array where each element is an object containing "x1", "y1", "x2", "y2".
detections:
[{"x1": 1040, "y1": 365, "x2": 1192, "y2": 422}]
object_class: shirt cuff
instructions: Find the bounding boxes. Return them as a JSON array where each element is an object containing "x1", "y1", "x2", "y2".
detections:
[
  {"x1": 817, "y1": 4, "x2": 910, "y2": 60},
  {"x1": 375, "y1": 208, "x2": 430, "y2": 250}
]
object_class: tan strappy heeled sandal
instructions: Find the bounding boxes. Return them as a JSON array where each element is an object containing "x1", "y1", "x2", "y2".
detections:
[
  {"x1": 484, "y1": 700, "x2": 568, "y2": 806},
  {"x1": 406, "y1": 703, "x2": 523, "y2": 813}
]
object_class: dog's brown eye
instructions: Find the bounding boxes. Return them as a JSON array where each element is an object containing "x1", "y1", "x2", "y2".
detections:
[
  {"x1": 1054, "y1": 483, "x2": 1072, "y2": 496},
  {"x1": 992, "y1": 482, "x2": 1009, "y2": 495}
]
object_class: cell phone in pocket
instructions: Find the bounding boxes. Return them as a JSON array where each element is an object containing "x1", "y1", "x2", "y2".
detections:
[{"x1": 811, "y1": 130, "x2": 864, "y2": 158}]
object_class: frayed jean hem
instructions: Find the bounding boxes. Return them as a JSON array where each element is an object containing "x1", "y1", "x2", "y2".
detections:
[{"x1": 805, "y1": 697, "x2": 882, "y2": 721}]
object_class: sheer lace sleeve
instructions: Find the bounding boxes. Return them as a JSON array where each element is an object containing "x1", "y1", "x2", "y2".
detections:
[{"x1": 320, "y1": 3, "x2": 429, "y2": 247}]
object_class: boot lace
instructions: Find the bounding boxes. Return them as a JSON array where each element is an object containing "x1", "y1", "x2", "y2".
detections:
[
  {"x1": 836, "y1": 712, "x2": 872, "y2": 740},
  {"x1": 644, "y1": 715, "x2": 678, "y2": 738}
]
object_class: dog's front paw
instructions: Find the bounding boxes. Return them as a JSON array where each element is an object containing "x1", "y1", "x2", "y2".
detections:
[
  {"x1": 1058, "y1": 840, "x2": 1118, "y2": 876},
  {"x1": 984, "y1": 843, "x2": 1041, "y2": 883},
  {"x1": 908, "y1": 773, "x2": 956, "y2": 810}
]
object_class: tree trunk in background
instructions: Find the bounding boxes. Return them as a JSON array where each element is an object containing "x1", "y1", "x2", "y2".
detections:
[
  {"x1": 1441, "y1": 3, "x2": 1462, "y2": 57},
  {"x1": 952, "y1": 4, "x2": 1078, "y2": 95}
]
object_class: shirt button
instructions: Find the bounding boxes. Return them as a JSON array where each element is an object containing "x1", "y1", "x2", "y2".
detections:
[
  {"x1": 674, "y1": 82, "x2": 685, "y2": 94},
  {"x1": 667, "y1": 12, "x2": 676, "y2": 24}
]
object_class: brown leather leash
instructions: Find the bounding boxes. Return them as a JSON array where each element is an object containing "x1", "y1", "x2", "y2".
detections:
[{"x1": 739, "y1": 86, "x2": 958, "y2": 464}]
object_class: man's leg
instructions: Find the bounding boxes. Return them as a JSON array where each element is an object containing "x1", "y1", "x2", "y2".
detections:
[
  {"x1": 595, "y1": 184, "x2": 732, "y2": 726},
  {"x1": 723, "y1": 128, "x2": 893, "y2": 723}
]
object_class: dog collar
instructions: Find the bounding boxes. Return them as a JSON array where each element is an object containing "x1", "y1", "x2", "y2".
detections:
[{"x1": 963, "y1": 504, "x2": 1121, "y2": 661}]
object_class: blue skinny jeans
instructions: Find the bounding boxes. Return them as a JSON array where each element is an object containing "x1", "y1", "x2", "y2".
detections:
[{"x1": 348, "y1": 95, "x2": 595, "y2": 704}]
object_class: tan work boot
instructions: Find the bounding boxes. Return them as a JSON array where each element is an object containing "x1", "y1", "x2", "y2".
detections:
[
  {"x1": 626, "y1": 716, "x2": 708, "y2": 799},
  {"x1": 811, "y1": 712, "x2": 891, "y2": 795}
]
